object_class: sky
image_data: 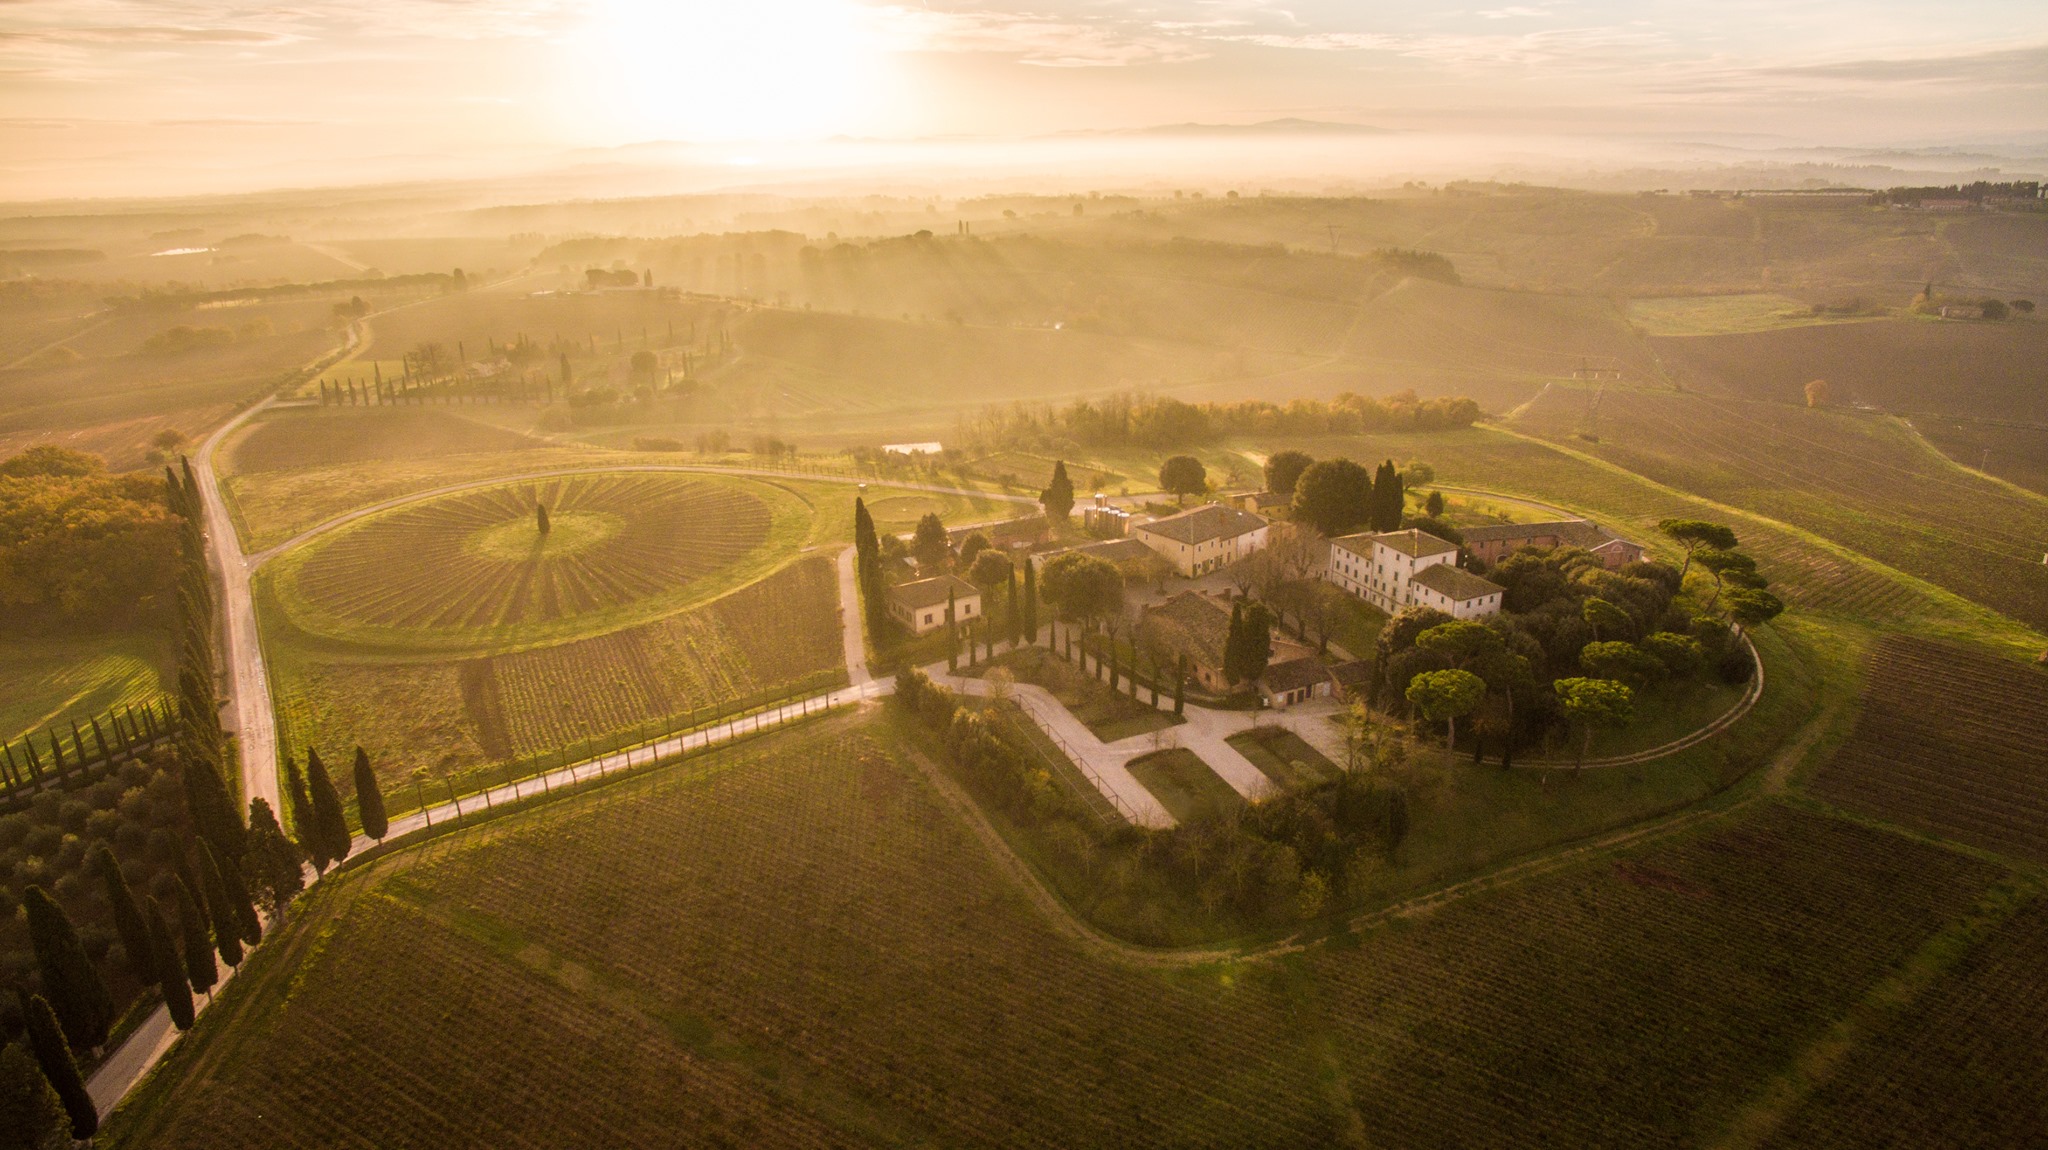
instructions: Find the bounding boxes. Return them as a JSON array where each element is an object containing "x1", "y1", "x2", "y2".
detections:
[{"x1": 1, "y1": 0, "x2": 2045, "y2": 198}]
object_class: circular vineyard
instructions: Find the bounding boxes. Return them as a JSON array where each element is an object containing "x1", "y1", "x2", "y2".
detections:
[{"x1": 287, "y1": 473, "x2": 777, "y2": 635}]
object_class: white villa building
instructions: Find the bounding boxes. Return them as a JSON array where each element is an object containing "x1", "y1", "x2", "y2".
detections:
[
  {"x1": 887, "y1": 575, "x2": 982, "y2": 635},
  {"x1": 1133, "y1": 504, "x2": 1270, "y2": 578},
  {"x1": 1327, "y1": 528, "x2": 1505, "y2": 619}
]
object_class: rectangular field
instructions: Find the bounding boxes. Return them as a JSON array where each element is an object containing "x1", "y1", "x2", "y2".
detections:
[
  {"x1": 1127, "y1": 748, "x2": 1242, "y2": 822},
  {"x1": 270, "y1": 557, "x2": 846, "y2": 811},
  {"x1": 0, "y1": 631, "x2": 170, "y2": 746},
  {"x1": 1807, "y1": 636, "x2": 2048, "y2": 863}
]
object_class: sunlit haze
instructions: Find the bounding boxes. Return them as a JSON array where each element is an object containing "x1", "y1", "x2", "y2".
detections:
[{"x1": 1, "y1": 0, "x2": 2044, "y2": 196}]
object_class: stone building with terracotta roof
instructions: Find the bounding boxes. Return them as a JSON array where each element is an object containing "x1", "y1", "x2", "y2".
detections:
[
  {"x1": 1459, "y1": 520, "x2": 1643, "y2": 571},
  {"x1": 1132, "y1": 504, "x2": 1270, "y2": 578},
  {"x1": 1326, "y1": 528, "x2": 1503, "y2": 619}
]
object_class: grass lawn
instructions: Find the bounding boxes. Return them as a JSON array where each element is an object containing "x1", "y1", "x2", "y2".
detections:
[
  {"x1": 977, "y1": 645, "x2": 1181, "y2": 742},
  {"x1": 1228, "y1": 727, "x2": 1342, "y2": 790},
  {"x1": 1127, "y1": 748, "x2": 1243, "y2": 823},
  {"x1": 1580, "y1": 675, "x2": 1748, "y2": 759}
]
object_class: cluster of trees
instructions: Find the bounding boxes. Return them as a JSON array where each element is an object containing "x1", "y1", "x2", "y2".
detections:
[
  {"x1": 961, "y1": 390, "x2": 1481, "y2": 454},
  {"x1": 1872, "y1": 181, "x2": 2041, "y2": 206},
  {"x1": 138, "y1": 325, "x2": 237, "y2": 355},
  {"x1": 1287, "y1": 455, "x2": 1419, "y2": 537},
  {"x1": 0, "y1": 447, "x2": 179, "y2": 627},
  {"x1": 0, "y1": 460, "x2": 311, "y2": 1064},
  {"x1": 583, "y1": 268, "x2": 650, "y2": 289},
  {"x1": 1373, "y1": 519, "x2": 1781, "y2": 763},
  {"x1": 282, "y1": 746, "x2": 386, "y2": 876}
]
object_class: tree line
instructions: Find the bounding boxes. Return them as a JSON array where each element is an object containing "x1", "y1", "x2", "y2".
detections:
[
  {"x1": 0, "y1": 463, "x2": 324, "y2": 1142},
  {"x1": 959, "y1": 390, "x2": 1481, "y2": 453}
]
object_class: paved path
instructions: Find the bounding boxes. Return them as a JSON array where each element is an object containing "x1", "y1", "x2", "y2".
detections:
[{"x1": 834, "y1": 547, "x2": 871, "y2": 686}]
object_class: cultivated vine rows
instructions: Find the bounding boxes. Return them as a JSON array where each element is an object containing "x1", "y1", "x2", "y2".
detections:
[
  {"x1": 1762, "y1": 896, "x2": 2048, "y2": 1150},
  {"x1": 292, "y1": 473, "x2": 772, "y2": 631},
  {"x1": 1810, "y1": 636, "x2": 2048, "y2": 863},
  {"x1": 410, "y1": 725, "x2": 1341, "y2": 1149},
  {"x1": 1302, "y1": 805, "x2": 2005, "y2": 1150}
]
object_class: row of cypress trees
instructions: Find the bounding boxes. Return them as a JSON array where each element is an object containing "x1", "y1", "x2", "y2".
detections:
[
  {"x1": 7, "y1": 460, "x2": 325, "y2": 1135},
  {"x1": 284, "y1": 745, "x2": 388, "y2": 874}
]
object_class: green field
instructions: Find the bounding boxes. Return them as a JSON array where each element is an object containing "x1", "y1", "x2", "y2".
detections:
[
  {"x1": 268, "y1": 471, "x2": 808, "y2": 652},
  {"x1": 269, "y1": 554, "x2": 846, "y2": 812},
  {"x1": 1227, "y1": 727, "x2": 1341, "y2": 790},
  {"x1": 101, "y1": 711, "x2": 2024, "y2": 1148},
  {"x1": 1127, "y1": 747, "x2": 1245, "y2": 822},
  {"x1": 0, "y1": 631, "x2": 170, "y2": 746},
  {"x1": 1626, "y1": 294, "x2": 1875, "y2": 337}
]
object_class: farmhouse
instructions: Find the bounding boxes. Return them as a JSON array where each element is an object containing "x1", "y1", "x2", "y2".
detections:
[
  {"x1": 1327, "y1": 529, "x2": 1504, "y2": 619},
  {"x1": 1234, "y1": 491, "x2": 1291, "y2": 514},
  {"x1": 1133, "y1": 504, "x2": 1270, "y2": 578},
  {"x1": 1139, "y1": 590, "x2": 1313, "y2": 693},
  {"x1": 1459, "y1": 520, "x2": 1644, "y2": 571},
  {"x1": 888, "y1": 575, "x2": 981, "y2": 635}
]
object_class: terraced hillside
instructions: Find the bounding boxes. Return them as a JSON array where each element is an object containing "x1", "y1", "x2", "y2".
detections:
[{"x1": 1808, "y1": 637, "x2": 2048, "y2": 863}]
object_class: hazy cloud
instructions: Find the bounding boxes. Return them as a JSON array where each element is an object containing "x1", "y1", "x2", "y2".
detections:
[
  {"x1": 1760, "y1": 43, "x2": 2048, "y2": 86},
  {"x1": 874, "y1": 6, "x2": 1207, "y2": 67}
]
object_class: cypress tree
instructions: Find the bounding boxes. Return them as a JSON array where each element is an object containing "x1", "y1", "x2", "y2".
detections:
[
  {"x1": 179, "y1": 749, "x2": 245, "y2": 861},
  {"x1": 244, "y1": 798, "x2": 306, "y2": 924},
  {"x1": 352, "y1": 746, "x2": 388, "y2": 841},
  {"x1": 306, "y1": 748, "x2": 352, "y2": 864},
  {"x1": 1007, "y1": 566, "x2": 1022, "y2": 645},
  {"x1": 1021, "y1": 558, "x2": 1039, "y2": 644},
  {"x1": 286, "y1": 758, "x2": 329, "y2": 873},
  {"x1": 853, "y1": 498, "x2": 879, "y2": 564},
  {"x1": 0, "y1": 1034, "x2": 70, "y2": 1148},
  {"x1": 203, "y1": 840, "x2": 262, "y2": 946},
  {"x1": 19, "y1": 992, "x2": 96, "y2": 1138},
  {"x1": 144, "y1": 896, "x2": 195, "y2": 1031},
  {"x1": 173, "y1": 876, "x2": 217, "y2": 996},
  {"x1": 1370, "y1": 460, "x2": 1406, "y2": 532},
  {"x1": 21, "y1": 887, "x2": 111, "y2": 1050},
  {"x1": 1041, "y1": 460, "x2": 1075, "y2": 522},
  {"x1": 1223, "y1": 599, "x2": 1247, "y2": 685},
  {"x1": 195, "y1": 842, "x2": 244, "y2": 967},
  {"x1": 92, "y1": 844, "x2": 153, "y2": 982},
  {"x1": 536, "y1": 502, "x2": 551, "y2": 536}
]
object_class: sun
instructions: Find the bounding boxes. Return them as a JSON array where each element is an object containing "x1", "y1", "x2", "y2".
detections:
[{"x1": 574, "y1": 0, "x2": 881, "y2": 142}]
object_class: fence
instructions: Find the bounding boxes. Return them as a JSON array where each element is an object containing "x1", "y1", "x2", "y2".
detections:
[
  {"x1": 367, "y1": 669, "x2": 850, "y2": 826},
  {"x1": 0, "y1": 698, "x2": 176, "y2": 810},
  {"x1": 982, "y1": 691, "x2": 1138, "y2": 826}
]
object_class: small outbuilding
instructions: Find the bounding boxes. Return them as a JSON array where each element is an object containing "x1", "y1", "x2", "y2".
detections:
[{"x1": 1260, "y1": 657, "x2": 1334, "y2": 709}]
